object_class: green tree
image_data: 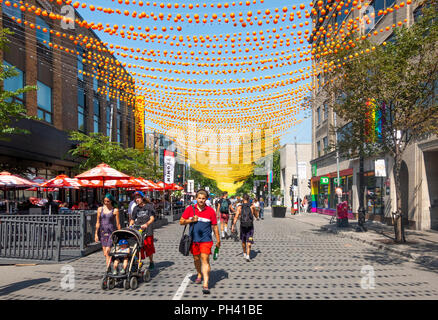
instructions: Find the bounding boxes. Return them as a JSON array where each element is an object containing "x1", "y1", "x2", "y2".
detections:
[
  {"x1": 68, "y1": 131, "x2": 161, "y2": 179},
  {"x1": 187, "y1": 166, "x2": 222, "y2": 196},
  {"x1": 321, "y1": 1, "x2": 438, "y2": 242},
  {"x1": 0, "y1": 29, "x2": 36, "y2": 140}
]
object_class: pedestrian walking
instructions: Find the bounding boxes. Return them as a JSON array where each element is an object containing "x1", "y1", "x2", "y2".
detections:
[
  {"x1": 127, "y1": 191, "x2": 142, "y2": 220},
  {"x1": 259, "y1": 197, "x2": 265, "y2": 220},
  {"x1": 95, "y1": 194, "x2": 121, "y2": 269},
  {"x1": 216, "y1": 191, "x2": 234, "y2": 239},
  {"x1": 253, "y1": 198, "x2": 261, "y2": 221},
  {"x1": 180, "y1": 189, "x2": 220, "y2": 294},
  {"x1": 130, "y1": 196, "x2": 156, "y2": 271},
  {"x1": 232, "y1": 194, "x2": 257, "y2": 262}
]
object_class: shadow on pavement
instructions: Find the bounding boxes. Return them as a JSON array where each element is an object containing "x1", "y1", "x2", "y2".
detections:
[
  {"x1": 208, "y1": 270, "x2": 229, "y2": 289},
  {"x1": 151, "y1": 260, "x2": 175, "y2": 277},
  {"x1": 249, "y1": 249, "x2": 261, "y2": 260},
  {"x1": 0, "y1": 278, "x2": 51, "y2": 296}
]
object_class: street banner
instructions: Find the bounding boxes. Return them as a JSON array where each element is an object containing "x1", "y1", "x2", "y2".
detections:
[
  {"x1": 375, "y1": 159, "x2": 386, "y2": 177},
  {"x1": 134, "y1": 97, "x2": 145, "y2": 151},
  {"x1": 187, "y1": 180, "x2": 194, "y2": 193},
  {"x1": 298, "y1": 162, "x2": 307, "y2": 180},
  {"x1": 267, "y1": 170, "x2": 273, "y2": 183},
  {"x1": 164, "y1": 150, "x2": 175, "y2": 184}
]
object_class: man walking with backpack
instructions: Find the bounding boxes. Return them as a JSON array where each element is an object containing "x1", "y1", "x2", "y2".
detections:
[
  {"x1": 231, "y1": 194, "x2": 258, "y2": 262},
  {"x1": 216, "y1": 191, "x2": 234, "y2": 239}
]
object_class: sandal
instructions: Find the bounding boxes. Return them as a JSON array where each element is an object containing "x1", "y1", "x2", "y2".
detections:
[
  {"x1": 195, "y1": 277, "x2": 202, "y2": 284},
  {"x1": 202, "y1": 287, "x2": 210, "y2": 294}
]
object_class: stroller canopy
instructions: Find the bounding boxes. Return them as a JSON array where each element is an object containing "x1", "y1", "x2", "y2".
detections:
[{"x1": 111, "y1": 228, "x2": 144, "y2": 248}]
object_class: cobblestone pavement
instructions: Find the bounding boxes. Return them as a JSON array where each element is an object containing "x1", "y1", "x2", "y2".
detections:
[{"x1": 1, "y1": 209, "x2": 438, "y2": 300}]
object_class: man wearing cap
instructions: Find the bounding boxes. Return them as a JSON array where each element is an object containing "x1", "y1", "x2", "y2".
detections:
[{"x1": 130, "y1": 195, "x2": 156, "y2": 271}]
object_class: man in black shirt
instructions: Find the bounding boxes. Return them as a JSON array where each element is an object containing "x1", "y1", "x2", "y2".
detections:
[{"x1": 130, "y1": 196, "x2": 156, "y2": 271}]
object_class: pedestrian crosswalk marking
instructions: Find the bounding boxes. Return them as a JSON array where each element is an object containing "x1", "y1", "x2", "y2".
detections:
[{"x1": 172, "y1": 273, "x2": 193, "y2": 300}]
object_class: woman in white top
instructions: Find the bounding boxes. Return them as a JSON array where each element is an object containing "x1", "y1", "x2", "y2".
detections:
[{"x1": 253, "y1": 198, "x2": 260, "y2": 221}]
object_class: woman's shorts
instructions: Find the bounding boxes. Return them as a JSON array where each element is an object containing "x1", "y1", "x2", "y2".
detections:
[
  {"x1": 220, "y1": 213, "x2": 230, "y2": 223},
  {"x1": 140, "y1": 236, "x2": 155, "y2": 259},
  {"x1": 191, "y1": 241, "x2": 213, "y2": 256},
  {"x1": 240, "y1": 226, "x2": 254, "y2": 244}
]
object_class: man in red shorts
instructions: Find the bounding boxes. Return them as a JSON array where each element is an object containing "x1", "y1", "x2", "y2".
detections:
[
  {"x1": 130, "y1": 196, "x2": 156, "y2": 271},
  {"x1": 180, "y1": 189, "x2": 220, "y2": 294}
]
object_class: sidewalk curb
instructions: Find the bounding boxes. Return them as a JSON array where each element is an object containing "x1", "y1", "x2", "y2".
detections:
[{"x1": 289, "y1": 215, "x2": 438, "y2": 270}]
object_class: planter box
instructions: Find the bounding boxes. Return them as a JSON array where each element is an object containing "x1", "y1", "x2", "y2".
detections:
[{"x1": 272, "y1": 206, "x2": 287, "y2": 218}]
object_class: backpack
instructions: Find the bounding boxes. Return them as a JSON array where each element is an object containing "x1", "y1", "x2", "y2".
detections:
[
  {"x1": 219, "y1": 199, "x2": 230, "y2": 213},
  {"x1": 240, "y1": 203, "x2": 253, "y2": 228}
]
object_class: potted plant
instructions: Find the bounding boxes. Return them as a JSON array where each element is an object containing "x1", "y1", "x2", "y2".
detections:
[{"x1": 271, "y1": 188, "x2": 286, "y2": 218}]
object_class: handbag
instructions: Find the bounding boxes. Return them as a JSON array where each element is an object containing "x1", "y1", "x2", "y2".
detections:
[{"x1": 179, "y1": 205, "x2": 195, "y2": 256}]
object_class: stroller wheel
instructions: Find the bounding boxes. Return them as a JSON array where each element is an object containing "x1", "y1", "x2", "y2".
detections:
[
  {"x1": 123, "y1": 279, "x2": 130, "y2": 290},
  {"x1": 108, "y1": 278, "x2": 115, "y2": 290},
  {"x1": 101, "y1": 276, "x2": 108, "y2": 290},
  {"x1": 143, "y1": 270, "x2": 151, "y2": 283},
  {"x1": 129, "y1": 276, "x2": 138, "y2": 290}
]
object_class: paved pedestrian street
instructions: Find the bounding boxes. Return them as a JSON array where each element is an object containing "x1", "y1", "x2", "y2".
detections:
[{"x1": 1, "y1": 209, "x2": 438, "y2": 300}]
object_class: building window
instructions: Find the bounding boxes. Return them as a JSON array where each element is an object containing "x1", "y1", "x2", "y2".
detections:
[
  {"x1": 323, "y1": 103, "x2": 328, "y2": 120},
  {"x1": 37, "y1": 81, "x2": 52, "y2": 124},
  {"x1": 77, "y1": 86, "x2": 86, "y2": 132},
  {"x1": 323, "y1": 136, "x2": 328, "y2": 153},
  {"x1": 36, "y1": 16, "x2": 51, "y2": 49},
  {"x1": 93, "y1": 77, "x2": 98, "y2": 93},
  {"x1": 3, "y1": 61, "x2": 24, "y2": 104},
  {"x1": 93, "y1": 97, "x2": 100, "y2": 133},
  {"x1": 106, "y1": 105, "x2": 112, "y2": 137},
  {"x1": 2, "y1": 0, "x2": 22, "y2": 20},
  {"x1": 317, "y1": 107, "x2": 321, "y2": 125},
  {"x1": 77, "y1": 45, "x2": 85, "y2": 81},
  {"x1": 317, "y1": 141, "x2": 321, "y2": 158},
  {"x1": 117, "y1": 113, "x2": 121, "y2": 143}
]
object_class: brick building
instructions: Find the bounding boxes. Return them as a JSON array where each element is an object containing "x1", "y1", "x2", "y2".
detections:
[{"x1": 0, "y1": 0, "x2": 136, "y2": 180}]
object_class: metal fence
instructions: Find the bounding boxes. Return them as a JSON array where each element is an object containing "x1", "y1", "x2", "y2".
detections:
[{"x1": 0, "y1": 219, "x2": 62, "y2": 261}]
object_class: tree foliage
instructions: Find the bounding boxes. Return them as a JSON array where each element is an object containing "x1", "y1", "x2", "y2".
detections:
[
  {"x1": 0, "y1": 29, "x2": 36, "y2": 140},
  {"x1": 68, "y1": 131, "x2": 162, "y2": 179},
  {"x1": 187, "y1": 166, "x2": 222, "y2": 196}
]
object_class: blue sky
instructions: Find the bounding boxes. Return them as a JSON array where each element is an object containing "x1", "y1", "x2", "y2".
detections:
[{"x1": 75, "y1": 0, "x2": 313, "y2": 145}]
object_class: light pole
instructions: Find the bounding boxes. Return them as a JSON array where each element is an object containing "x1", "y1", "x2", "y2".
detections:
[{"x1": 294, "y1": 136, "x2": 301, "y2": 214}]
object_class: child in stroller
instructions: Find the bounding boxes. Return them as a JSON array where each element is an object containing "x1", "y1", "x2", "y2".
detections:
[
  {"x1": 101, "y1": 228, "x2": 151, "y2": 291},
  {"x1": 112, "y1": 239, "x2": 130, "y2": 275}
]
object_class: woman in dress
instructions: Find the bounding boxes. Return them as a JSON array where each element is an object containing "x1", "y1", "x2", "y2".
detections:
[{"x1": 95, "y1": 194, "x2": 121, "y2": 268}]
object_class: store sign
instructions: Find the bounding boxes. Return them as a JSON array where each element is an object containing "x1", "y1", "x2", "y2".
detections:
[
  {"x1": 163, "y1": 150, "x2": 175, "y2": 184},
  {"x1": 334, "y1": 177, "x2": 343, "y2": 184},
  {"x1": 187, "y1": 180, "x2": 194, "y2": 193},
  {"x1": 298, "y1": 162, "x2": 307, "y2": 180},
  {"x1": 312, "y1": 163, "x2": 317, "y2": 177},
  {"x1": 375, "y1": 159, "x2": 386, "y2": 177},
  {"x1": 320, "y1": 177, "x2": 329, "y2": 185}
]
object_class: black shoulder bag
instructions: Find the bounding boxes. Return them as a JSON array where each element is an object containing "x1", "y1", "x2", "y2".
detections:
[{"x1": 179, "y1": 205, "x2": 195, "y2": 256}]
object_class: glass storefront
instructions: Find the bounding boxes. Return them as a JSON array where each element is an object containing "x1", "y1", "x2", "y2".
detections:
[
  {"x1": 317, "y1": 182, "x2": 330, "y2": 208},
  {"x1": 330, "y1": 175, "x2": 353, "y2": 210},
  {"x1": 364, "y1": 172, "x2": 385, "y2": 215}
]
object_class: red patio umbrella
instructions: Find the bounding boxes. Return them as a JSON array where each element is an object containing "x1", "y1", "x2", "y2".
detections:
[
  {"x1": 75, "y1": 163, "x2": 130, "y2": 189},
  {"x1": 0, "y1": 172, "x2": 39, "y2": 189},
  {"x1": 40, "y1": 175, "x2": 82, "y2": 189},
  {"x1": 79, "y1": 177, "x2": 144, "y2": 189}
]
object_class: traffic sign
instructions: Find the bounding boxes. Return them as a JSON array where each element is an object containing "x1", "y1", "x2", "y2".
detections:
[{"x1": 320, "y1": 177, "x2": 329, "y2": 185}]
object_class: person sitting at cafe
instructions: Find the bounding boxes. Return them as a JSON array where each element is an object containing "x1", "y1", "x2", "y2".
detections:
[
  {"x1": 45, "y1": 194, "x2": 59, "y2": 214},
  {"x1": 59, "y1": 203, "x2": 69, "y2": 211}
]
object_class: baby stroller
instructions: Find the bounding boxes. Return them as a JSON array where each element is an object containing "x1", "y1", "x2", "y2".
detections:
[{"x1": 101, "y1": 228, "x2": 151, "y2": 291}]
